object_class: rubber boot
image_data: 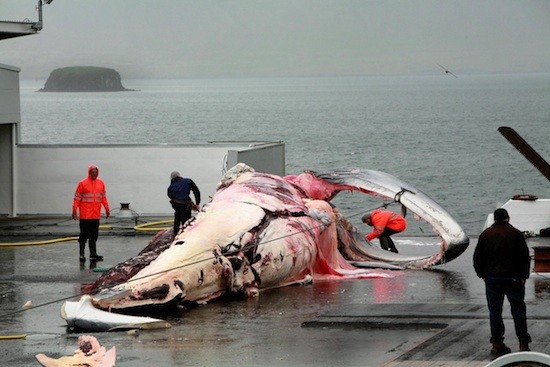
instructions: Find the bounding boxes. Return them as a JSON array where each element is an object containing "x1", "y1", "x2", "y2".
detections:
[
  {"x1": 387, "y1": 236, "x2": 399, "y2": 253},
  {"x1": 519, "y1": 342, "x2": 530, "y2": 352},
  {"x1": 491, "y1": 342, "x2": 511, "y2": 356},
  {"x1": 79, "y1": 242, "x2": 86, "y2": 262},
  {"x1": 379, "y1": 236, "x2": 390, "y2": 251},
  {"x1": 380, "y1": 236, "x2": 399, "y2": 253},
  {"x1": 89, "y1": 241, "x2": 103, "y2": 261}
]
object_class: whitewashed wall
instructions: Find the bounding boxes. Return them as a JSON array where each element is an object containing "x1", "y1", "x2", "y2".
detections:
[
  {"x1": 0, "y1": 64, "x2": 20, "y2": 215},
  {"x1": 0, "y1": 63, "x2": 20, "y2": 125},
  {"x1": 14, "y1": 142, "x2": 284, "y2": 216}
]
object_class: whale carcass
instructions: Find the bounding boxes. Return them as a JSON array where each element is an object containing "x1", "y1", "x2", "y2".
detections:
[{"x1": 62, "y1": 164, "x2": 469, "y2": 331}]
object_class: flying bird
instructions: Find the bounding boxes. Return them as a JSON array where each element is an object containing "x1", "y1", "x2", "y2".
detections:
[{"x1": 437, "y1": 63, "x2": 458, "y2": 78}]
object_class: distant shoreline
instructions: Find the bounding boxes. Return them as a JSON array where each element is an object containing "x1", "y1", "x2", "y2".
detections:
[{"x1": 19, "y1": 71, "x2": 550, "y2": 85}]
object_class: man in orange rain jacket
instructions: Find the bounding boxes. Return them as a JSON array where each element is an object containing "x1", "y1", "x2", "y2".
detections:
[
  {"x1": 72, "y1": 164, "x2": 110, "y2": 263},
  {"x1": 362, "y1": 209, "x2": 407, "y2": 253}
]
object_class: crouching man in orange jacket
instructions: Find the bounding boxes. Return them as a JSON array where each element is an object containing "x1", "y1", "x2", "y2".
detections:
[
  {"x1": 362, "y1": 209, "x2": 406, "y2": 253},
  {"x1": 72, "y1": 164, "x2": 110, "y2": 263}
]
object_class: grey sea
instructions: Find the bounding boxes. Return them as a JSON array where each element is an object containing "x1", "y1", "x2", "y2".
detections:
[{"x1": 19, "y1": 73, "x2": 550, "y2": 236}]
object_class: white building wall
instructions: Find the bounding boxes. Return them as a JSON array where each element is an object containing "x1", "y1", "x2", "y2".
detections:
[
  {"x1": 14, "y1": 142, "x2": 284, "y2": 216},
  {"x1": 0, "y1": 63, "x2": 20, "y2": 125},
  {"x1": 228, "y1": 143, "x2": 285, "y2": 177},
  {"x1": 0, "y1": 124, "x2": 14, "y2": 214},
  {"x1": 0, "y1": 63, "x2": 20, "y2": 215}
]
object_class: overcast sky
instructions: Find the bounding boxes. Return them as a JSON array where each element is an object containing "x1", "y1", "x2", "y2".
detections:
[{"x1": 1, "y1": 0, "x2": 549, "y2": 80}]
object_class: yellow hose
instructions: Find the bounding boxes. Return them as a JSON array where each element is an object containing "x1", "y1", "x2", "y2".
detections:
[
  {"x1": 0, "y1": 220, "x2": 172, "y2": 246},
  {"x1": 133, "y1": 220, "x2": 172, "y2": 232},
  {"x1": 0, "y1": 236, "x2": 79, "y2": 247},
  {"x1": 0, "y1": 224, "x2": 114, "y2": 247},
  {"x1": 0, "y1": 334, "x2": 27, "y2": 340}
]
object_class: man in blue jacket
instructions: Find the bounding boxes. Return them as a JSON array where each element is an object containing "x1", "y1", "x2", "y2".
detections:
[{"x1": 167, "y1": 171, "x2": 201, "y2": 237}]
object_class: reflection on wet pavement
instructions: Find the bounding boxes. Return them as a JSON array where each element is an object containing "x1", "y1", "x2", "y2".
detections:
[{"x1": 1, "y1": 235, "x2": 549, "y2": 366}]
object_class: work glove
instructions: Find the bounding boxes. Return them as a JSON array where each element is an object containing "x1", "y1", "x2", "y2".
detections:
[{"x1": 72, "y1": 208, "x2": 77, "y2": 220}]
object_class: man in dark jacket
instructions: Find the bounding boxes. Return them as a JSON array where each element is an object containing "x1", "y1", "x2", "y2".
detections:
[
  {"x1": 167, "y1": 171, "x2": 201, "y2": 237},
  {"x1": 473, "y1": 208, "x2": 531, "y2": 357}
]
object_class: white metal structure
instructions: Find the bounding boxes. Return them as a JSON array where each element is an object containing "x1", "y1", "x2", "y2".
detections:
[{"x1": 483, "y1": 197, "x2": 550, "y2": 234}]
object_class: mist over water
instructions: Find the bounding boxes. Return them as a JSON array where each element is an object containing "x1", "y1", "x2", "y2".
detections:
[{"x1": 19, "y1": 73, "x2": 550, "y2": 235}]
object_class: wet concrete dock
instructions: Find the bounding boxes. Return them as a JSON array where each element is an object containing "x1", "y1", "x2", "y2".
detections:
[{"x1": 1, "y1": 215, "x2": 549, "y2": 366}]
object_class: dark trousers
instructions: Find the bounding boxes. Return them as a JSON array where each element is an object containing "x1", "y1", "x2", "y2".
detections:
[
  {"x1": 379, "y1": 228, "x2": 399, "y2": 253},
  {"x1": 171, "y1": 201, "x2": 192, "y2": 236},
  {"x1": 79, "y1": 219, "x2": 100, "y2": 257},
  {"x1": 485, "y1": 277, "x2": 531, "y2": 344}
]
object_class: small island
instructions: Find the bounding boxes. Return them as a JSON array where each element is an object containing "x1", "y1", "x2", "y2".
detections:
[{"x1": 38, "y1": 66, "x2": 135, "y2": 92}]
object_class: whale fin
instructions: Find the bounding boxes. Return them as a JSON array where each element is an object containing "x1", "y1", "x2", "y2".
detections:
[{"x1": 61, "y1": 295, "x2": 171, "y2": 332}]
